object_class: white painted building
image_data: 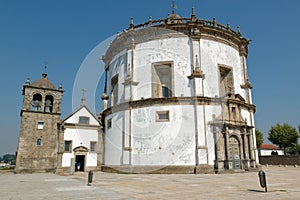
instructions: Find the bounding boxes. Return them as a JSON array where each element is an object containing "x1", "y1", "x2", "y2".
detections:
[
  {"x1": 260, "y1": 144, "x2": 284, "y2": 156},
  {"x1": 57, "y1": 95, "x2": 102, "y2": 173},
  {"x1": 101, "y1": 9, "x2": 258, "y2": 173}
]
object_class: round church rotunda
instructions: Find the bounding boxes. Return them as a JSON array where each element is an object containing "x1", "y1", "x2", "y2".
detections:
[{"x1": 101, "y1": 8, "x2": 258, "y2": 174}]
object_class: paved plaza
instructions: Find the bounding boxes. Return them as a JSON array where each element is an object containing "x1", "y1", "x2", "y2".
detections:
[{"x1": 1, "y1": 166, "x2": 299, "y2": 200}]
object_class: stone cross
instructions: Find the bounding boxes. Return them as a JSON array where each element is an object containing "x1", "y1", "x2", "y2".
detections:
[{"x1": 81, "y1": 88, "x2": 86, "y2": 106}]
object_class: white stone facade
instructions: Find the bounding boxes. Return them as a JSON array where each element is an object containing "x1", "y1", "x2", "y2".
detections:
[
  {"x1": 58, "y1": 106, "x2": 101, "y2": 173},
  {"x1": 101, "y1": 12, "x2": 258, "y2": 173}
]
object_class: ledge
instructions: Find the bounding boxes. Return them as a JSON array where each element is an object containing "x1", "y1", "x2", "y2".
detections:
[
  {"x1": 122, "y1": 78, "x2": 139, "y2": 86},
  {"x1": 102, "y1": 96, "x2": 256, "y2": 117},
  {"x1": 188, "y1": 70, "x2": 205, "y2": 79}
]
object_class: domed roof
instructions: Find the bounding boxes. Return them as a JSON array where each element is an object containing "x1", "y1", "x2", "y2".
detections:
[
  {"x1": 167, "y1": 13, "x2": 182, "y2": 20},
  {"x1": 167, "y1": 12, "x2": 183, "y2": 24},
  {"x1": 31, "y1": 73, "x2": 56, "y2": 90}
]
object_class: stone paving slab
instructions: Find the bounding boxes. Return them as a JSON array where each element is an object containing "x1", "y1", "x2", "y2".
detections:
[{"x1": 1, "y1": 166, "x2": 299, "y2": 200}]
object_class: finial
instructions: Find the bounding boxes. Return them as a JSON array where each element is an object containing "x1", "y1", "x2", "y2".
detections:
[
  {"x1": 237, "y1": 26, "x2": 241, "y2": 36},
  {"x1": 81, "y1": 88, "x2": 86, "y2": 106},
  {"x1": 172, "y1": 0, "x2": 177, "y2": 14},
  {"x1": 213, "y1": 18, "x2": 217, "y2": 27},
  {"x1": 58, "y1": 83, "x2": 63, "y2": 91},
  {"x1": 191, "y1": 7, "x2": 197, "y2": 21},
  {"x1": 130, "y1": 17, "x2": 134, "y2": 29},
  {"x1": 25, "y1": 78, "x2": 30, "y2": 86},
  {"x1": 101, "y1": 93, "x2": 108, "y2": 100},
  {"x1": 226, "y1": 23, "x2": 231, "y2": 30},
  {"x1": 149, "y1": 16, "x2": 153, "y2": 25}
]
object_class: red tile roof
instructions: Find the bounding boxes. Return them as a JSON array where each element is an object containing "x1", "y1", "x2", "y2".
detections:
[{"x1": 261, "y1": 144, "x2": 282, "y2": 150}]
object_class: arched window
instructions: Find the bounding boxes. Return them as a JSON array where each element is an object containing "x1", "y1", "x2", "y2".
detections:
[
  {"x1": 44, "y1": 95, "x2": 54, "y2": 112},
  {"x1": 36, "y1": 138, "x2": 42, "y2": 146},
  {"x1": 32, "y1": 94, "x2": 42, "y2": 111}
]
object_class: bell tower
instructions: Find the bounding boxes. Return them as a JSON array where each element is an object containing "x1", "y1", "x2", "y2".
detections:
[{"x1": 15, "y1": 71, "x2": 63, "y2": 173}]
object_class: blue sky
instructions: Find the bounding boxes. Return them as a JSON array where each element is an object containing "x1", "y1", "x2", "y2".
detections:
[{"x1": 1, "y1": 0, "x2": 300, "y2": 155}]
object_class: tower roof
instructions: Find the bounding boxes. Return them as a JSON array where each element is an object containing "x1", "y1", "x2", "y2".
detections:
[{"x1": 31, "y1": 73, "x2": 56, "y2": 90}]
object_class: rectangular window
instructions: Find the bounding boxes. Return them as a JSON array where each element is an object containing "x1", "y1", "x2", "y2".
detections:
[
  {"x1": 64, "y1": 141, "x2": 72, "y2": 152},
  {"x1": 79, "y1": 116, "x2": 90, "y2": 124},
  {"x1": 90, "y1": 141, "x2": 97, "y2": 152},
  {"x1": 107, "y1": 119, "x2": 112, "y2": 129},
  {"x1": 111, "y1": 75, "x2": 118, "y2": 106},
  {"x1": 37, "y1": 121, "x2": 44, "y2": 129},
  {"x1": 152, "y1": 62, "x2": 173, "y2": 98},
  {"x1": 219, "y1": 65, "x2": 234, "y2": 97},
  {"x1": 156, "y1": 111, "x2": 170, "y2": 122}
]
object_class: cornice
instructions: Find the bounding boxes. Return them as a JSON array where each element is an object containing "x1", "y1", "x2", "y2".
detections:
[
  {"x1": 103, "y1": 17, "x2": 250, "y2": 68},
  {"x1": 20, "y1": 110, "x2": 61, "y2": 117},
  {"x1": 122, "y1": 78, "x2": 139, "y2": 86},
  {"x1": 23, "y1": 85, "x2": 63, "y2": 93},
  {"x1": 102, "y1": 96, "x2": 256, "y2": 118},
  {"x1": 61, "y1": 123, "x2": 100, "y2": 130}
]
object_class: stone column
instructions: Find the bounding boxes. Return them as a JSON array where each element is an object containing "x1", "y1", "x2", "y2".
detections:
[
  {"x1": 223, "y1": 128, "x2": 229, "y2": 170},
  {"x1": 248, "y1": 132, "x2": 256, "y2": 168},
  {"x1": 122, "y1": 43, "x2": 137, "y2": 166},
  {"x1": 242, "y1": 132, "x2": 250, "y2": 170},
  {"x1": 214, "y1": 126, "x2": 225, "y2": 172}
]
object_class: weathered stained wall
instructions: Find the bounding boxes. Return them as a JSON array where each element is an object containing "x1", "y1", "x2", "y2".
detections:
[
  {"x1": 15, "y1": 112, "x2": 60, "y2": 172},
  {"x1": 102, "y1": 21, "x2": 257, "y2": 172},
  {"x1": 106, "y1": 36, "x2": 249, "y2": 104}
]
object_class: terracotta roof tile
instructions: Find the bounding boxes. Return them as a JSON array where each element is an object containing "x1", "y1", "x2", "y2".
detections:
[{"x1": 261, "y1": 144, "x2": 282, "y2": 150}]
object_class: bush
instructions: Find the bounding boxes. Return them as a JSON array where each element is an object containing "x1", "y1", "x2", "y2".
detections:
[{"x1": 287, "y1": 144, "x2": 300, "y2": 154}]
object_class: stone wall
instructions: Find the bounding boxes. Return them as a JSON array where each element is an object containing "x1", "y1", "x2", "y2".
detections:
[
  {"x1": 101, "y1": 165, "x2": 214, "y2": 174},
  {"x1": 15, "y1": 111, "x2": 60, "y2": 173},
  {"x1": 259, "y1": 155, "x2": 300, "y2": 165}
]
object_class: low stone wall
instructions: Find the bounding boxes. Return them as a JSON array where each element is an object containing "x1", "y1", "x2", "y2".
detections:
[
  {"x1": 102, "y1": 165, "x2": 215, "y2": 174},
  {"x1": 259, "y1": 155, "x2": 300, "y2": 165}
]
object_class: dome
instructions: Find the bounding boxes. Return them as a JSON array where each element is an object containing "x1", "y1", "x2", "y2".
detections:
[
  {"x1": 31, "y1": 73, "x2": 56, "y2": 90},
  {"x1": 167, "y1": 12, "x2": 183, "y2": 24},
  {"x1": 167, "y1": 13, "x2": 182, "y2": 20}
]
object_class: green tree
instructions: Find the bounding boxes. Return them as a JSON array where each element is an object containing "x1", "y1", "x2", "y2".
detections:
[
  {"x1": 287, "y1": 144, "x2": 300, "y2": 154},
  {"x1": 268, "y1": 123, "x2": 299, "y2": 154},
  {"x1": 255, "y1": 129, "x2": 264, "y2": 148},
  {"x1": 2, "y1": 154, "x2": 16, "y2": 164}
]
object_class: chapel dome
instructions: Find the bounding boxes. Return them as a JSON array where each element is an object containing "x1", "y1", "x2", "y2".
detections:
[
  {"x1": 31, "y1": 73, "x2": 56, "y2": 90},
  {"x1": 167, "y1": 13, "x2": 182, "y2": 20},
  {"x1": 167, "y1": 12, "x2": 183, "y2": 24}
]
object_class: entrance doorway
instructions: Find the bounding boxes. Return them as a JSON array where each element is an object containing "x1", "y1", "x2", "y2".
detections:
[
  {"x1": 75, "y1": 155, "x2": 85, "y2": 172},
  {"x1": 229, "y1": 136, "x2": 241, "y2": 169}
]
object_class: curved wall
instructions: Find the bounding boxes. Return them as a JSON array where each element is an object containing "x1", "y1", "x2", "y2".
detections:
[{"x1": 102, "y1": 20, "x2": 257, "y2": 173}]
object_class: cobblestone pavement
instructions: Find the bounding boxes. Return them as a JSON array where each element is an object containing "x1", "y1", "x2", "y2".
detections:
[{"x1": 1, "y1": 166, "x2": 299, "y2": 200}]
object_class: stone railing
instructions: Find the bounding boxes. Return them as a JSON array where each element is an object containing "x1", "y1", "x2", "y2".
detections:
[{"x1": 128, "y1": 17, "x2": 240, "y2": 36}]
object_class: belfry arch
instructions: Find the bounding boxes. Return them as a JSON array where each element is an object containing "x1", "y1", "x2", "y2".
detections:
[
  {"x1": 44, "y1": 95, "x2": 54, "y2": 112},
  {"x1": 32, "y1": 93, "x2": 42, "y2": 111}
]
